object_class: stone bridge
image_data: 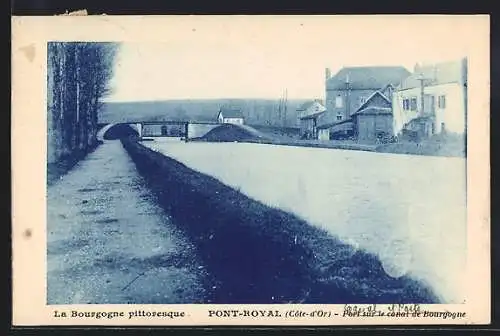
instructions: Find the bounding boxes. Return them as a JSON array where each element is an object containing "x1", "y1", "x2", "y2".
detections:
[{"x1": 97, "y1": 121, "x2": 221, "y2": 141}]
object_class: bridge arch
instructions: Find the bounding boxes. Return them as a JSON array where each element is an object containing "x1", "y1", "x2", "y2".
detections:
[{"x1": 97, "y1": 123, "x2": 140, "y2": 141}]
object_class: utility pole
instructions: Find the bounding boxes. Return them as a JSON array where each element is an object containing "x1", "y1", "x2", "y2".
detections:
[
  {"x1": 416, "y1": 72, "x2": 426, "y2": 117},
  {"x1": 283, "y1": 88, "x2": 288, "y2": 127},
  {"x1": 277, "y1": 95, "x2": 282, "y2": 126},
  {"x1": 416, "y1": 71, "x2": 436, "y2": 137}
]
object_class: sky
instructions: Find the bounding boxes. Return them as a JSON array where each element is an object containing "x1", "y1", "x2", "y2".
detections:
[{"x1": 103, "y1": 15, "x2": 486, "y2": 102}]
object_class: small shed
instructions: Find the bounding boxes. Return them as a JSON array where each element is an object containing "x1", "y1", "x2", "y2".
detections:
[
  {"x1": 316, "y1": 90, "x2": 393, "y2": 142},
  {"x1": 351, "y1": 91, "x2": 393, "y2": 141}
]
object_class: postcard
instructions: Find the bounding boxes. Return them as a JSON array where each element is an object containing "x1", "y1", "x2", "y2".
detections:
[{"x1": 11, "y1": 14, "x2": 490, "y2": 326}]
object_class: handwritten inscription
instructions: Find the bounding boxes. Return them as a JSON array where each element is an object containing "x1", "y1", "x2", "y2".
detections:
[{"x1": 341, "y1": 304, "x2": 466, "y2": 320}]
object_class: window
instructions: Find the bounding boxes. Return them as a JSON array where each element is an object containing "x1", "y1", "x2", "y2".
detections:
[
  {"x1": 410, "y1": 97, "x2": 418, "y2": 111},
  {"x1": 403, "y1": 99, "x2": 410, "y2": 110},
  {"x1": 335, "y1": 95, "x2": 343, "y2": 108},
  {"x1": 438, "y1": 95, "x2": 446, "y2": 109},
  {"x1": 360, "y1": 97, "x2": 367, "y2": 104},
  {"x1": 336, "y1": 112, "x2": 343, "y2": 121}
]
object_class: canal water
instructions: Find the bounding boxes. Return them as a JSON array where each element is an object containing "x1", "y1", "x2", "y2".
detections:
[{"x1": 145, "y1": 139, "x2": 467, "y2": 304}]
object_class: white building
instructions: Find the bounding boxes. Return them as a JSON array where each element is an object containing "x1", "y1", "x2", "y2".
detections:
[
  {"x1": 392, "y1": 58, "x2": 468, "y2": 138},
  {"x1": 217, "y1": 107, "x2": 245, "y2": 125}
]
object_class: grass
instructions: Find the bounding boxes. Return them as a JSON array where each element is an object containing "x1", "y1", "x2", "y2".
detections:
[
  {"x1": 190, "y1": 123, "x2": 465, "y2": 158},
  {"x1": 191, "y1": 124, "x2": 377, "y2": 152},
  {"x1": 376, "y1": 135, "x2": 466, "y2": 158},
  {"x1": 191, "y1": 123, "x2": 271, "y2": 142},
  {"x1": 249, "y1": 124, "x2": 301, "y2": 140},
  {"x1": 121, "y1": 137, "x2": 440, "y2": 304},
  {"x1": 47, "y1": 142, "x2": 102, "y2": 186}
]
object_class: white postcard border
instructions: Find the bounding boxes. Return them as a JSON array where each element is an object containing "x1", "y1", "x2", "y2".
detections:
[{"x1": 11, "y1": 15, "x2": 491, "y2": 326}]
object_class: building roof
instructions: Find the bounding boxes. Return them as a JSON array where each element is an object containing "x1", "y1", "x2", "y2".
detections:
[
  {"x1": 299, "y1": 110, "x2": 326, "y2": 120},
  {"x1": 317, "y1": 90, "x2": 391, "y2": 127},
  {"x1": 355, "y1": 90, "x2": 391, "y2": 112},
  {"x1": 297, "y1": 100, "x2": 326, "y2": 120},
  {"x1": 326, "y1": 66, "x2": 411, "y2": 91},
  {"x1": 218, "y1": 106, "x2": 244, "y2": 119},
  {"x1": 352, "y1": 106, "x2": 393, "y2": 116},
  {"x1": 317, "y1": 118, "x2": 353, "y2": 130},
  {"x1": 297, "y1": 99, "x2": 323, "y2": 111},
  {"x1": 397, "y1": 58, "x2": 467, "y2": 91}
]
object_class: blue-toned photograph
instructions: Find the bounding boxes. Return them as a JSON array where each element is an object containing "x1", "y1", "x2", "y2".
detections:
[{"x1": 46, "y1": 32, "x2": 467, "y2": 305}]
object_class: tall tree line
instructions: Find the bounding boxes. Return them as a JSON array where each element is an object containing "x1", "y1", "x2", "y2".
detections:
[{"x1": 47, "y1": 42, "x2": 119, "y2": 163}]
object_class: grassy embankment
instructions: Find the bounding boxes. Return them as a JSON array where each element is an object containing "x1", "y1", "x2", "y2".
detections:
[
  {"x1": 191, "y1": 124, "x2": 378, "y2": 152},
  {"x1": 376, "y1": 134, "x2": 466, "y2": 158},
  {"x1": 195, "y1": 124, "x2": 466, "y2": 157},
  {"x1": 121, "y1": 137, "x2": 439, "y2": 304},
  {"x1": 47, "y1": 123, "x2": 129, "y2": 186},
  {"x1": 47, "y1": 142, "x2": 102, "y2": 186}
]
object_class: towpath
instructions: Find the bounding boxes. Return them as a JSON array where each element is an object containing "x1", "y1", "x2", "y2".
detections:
[{"x1": 47, "y1": 140, "x2": 208, "y2": 304}]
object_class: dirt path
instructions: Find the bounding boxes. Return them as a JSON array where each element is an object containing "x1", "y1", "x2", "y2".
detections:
[{"x1": 47, "y1": 141, "x2": 208, "y2": 304}]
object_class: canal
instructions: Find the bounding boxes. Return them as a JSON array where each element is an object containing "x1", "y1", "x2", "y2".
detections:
[{"x1": 145, "y1": 139, "x2": 467, "y2": 304}]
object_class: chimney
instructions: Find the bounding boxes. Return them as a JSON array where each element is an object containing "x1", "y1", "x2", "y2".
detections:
[
  {"x1": 461, "y1": 57, "x2": 468, "y2": 84},
  {"x1": 325, "y1": 68, "x2": 331, "y2": 81}
]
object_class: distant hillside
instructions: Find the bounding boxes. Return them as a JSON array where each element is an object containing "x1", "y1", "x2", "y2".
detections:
[{"x1": 99, "y1": 99, "x2": 308, "y2": 128}]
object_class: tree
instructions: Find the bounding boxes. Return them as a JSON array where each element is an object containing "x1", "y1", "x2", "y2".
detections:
[{"x1": 47, "y1": 42, "x2": 119, "y2": 163}]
